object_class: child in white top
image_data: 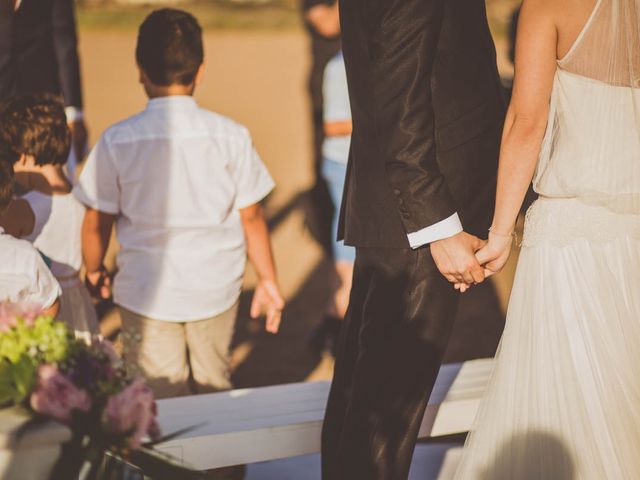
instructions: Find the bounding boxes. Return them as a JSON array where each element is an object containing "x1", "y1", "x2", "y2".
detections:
[
  {"x1": 0, "y1": 95, "x2": 99, "y2": 336},
  {"x1": 0, "y1": 158, "x2": 61, "y2": 317},
  {"x1": 74, "y1": 9, "x2": 284, "y2": 397}
]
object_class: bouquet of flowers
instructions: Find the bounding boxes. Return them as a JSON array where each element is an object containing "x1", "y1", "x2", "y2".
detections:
[{"x1": 0, "y1": 302, "x2": 203, "y2": 480}]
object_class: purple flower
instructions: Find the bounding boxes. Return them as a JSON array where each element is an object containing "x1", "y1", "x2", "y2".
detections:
[
  {"x1": 103, "y1": 379, "x2": 159, "y2": 450},
  {"x1": 95, "y1": 339, "x2": 120, "y2": 366},
  {"x1": 30, "y1": 365, "x2": 92, "y2": 423}
]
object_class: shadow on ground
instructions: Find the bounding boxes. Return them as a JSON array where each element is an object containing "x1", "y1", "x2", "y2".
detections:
[{"x1": 99, "y1": 187, "x2": 505, "y2": 389}]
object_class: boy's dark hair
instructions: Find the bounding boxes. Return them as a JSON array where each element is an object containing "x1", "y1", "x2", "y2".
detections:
[
  {"x1": 136, "y1": 9, "x2": 204, "y2": 87},
  {"x1": 0, "y1": 94, "x2": 71, "y2": 166},
  {"x1": 0, "y1": 158, "x2": 14, "y2": 213}
]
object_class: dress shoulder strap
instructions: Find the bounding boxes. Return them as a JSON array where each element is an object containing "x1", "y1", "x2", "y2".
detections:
[{"x1": 559, "y1": 0, "x2": 640, "y2": 87}]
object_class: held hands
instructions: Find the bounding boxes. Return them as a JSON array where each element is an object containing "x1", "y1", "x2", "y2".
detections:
[
  {"x1": 250, "y1": 279, "x2": 285, "y2": 334},
  {"x1": 451, "y1": 230, "x2": 514, "y2": 293},
  {"x1": 430, "y1": 232, "x2": 488, "y2": 286},
  {"x1": 85, "y1": 266, "x2": 112, "y2": 301}
]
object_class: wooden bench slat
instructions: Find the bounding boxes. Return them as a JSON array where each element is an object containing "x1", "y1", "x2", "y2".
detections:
[{"x1": 155, "y1": 358, "x2": 494, "y2": 470}]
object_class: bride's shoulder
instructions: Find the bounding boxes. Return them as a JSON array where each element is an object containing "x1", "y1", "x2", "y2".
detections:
[
  {"x1": 520, "y1": 0, "x2": 589, "y2": 22},
  {"x1": 518, "y1": 0, "x2": 594, "y2": 40},
  {"x1": 518, "y1": 0, "x2": 557, "y2": 29}
]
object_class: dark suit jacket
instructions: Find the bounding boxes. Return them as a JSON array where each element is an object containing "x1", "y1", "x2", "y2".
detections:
[
  {"x1": 0, "y1": 0, "x2": 82, "y2": 108},
  {"x1": 338, "y1": 0, "x2": 505, "y2": 248}
]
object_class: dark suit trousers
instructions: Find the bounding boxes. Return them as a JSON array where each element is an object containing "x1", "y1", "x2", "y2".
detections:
[{"x1": 321, "y1": 246, "x2": 459, "y2": 480}]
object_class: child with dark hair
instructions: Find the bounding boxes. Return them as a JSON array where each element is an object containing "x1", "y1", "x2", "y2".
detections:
[
  {"x1": 0, "y1": 94, "x2": 71, "y2": 238},
  {"x1": 0, "y1": 156, "x2": 61, "y2": 317},
  {"x1": 75, "y1": 9, "x2": 284, "y2": 399},
  {"x1": 0, "y1": 93, "x2": 99, "y2": 338}
]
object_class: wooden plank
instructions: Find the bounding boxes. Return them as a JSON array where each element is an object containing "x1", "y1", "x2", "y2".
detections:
[
  {"x1": 0, "y1": 407, "x2": 71, "y2": 449},
  {"x1": 0, "y1": 408, "x2": 72, "y2": 480},
  {"x1": 155, "y1": 358, "x2": 493, "y2": 470},
  {"x1": 419, "y1": 359, "x2": 493, "y2": 438}
]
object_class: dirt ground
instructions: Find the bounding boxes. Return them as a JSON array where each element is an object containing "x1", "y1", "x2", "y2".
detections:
[{"x1": 78, "y1": 29, "x2": 520, "y2": 388}]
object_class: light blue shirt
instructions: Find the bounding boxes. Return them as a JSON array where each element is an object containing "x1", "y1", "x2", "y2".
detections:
[{"x1": 322, "y1": 52, "x2": 351, "y2": 164}]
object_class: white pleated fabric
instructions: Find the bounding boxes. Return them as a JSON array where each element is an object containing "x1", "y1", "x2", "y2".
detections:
[
  {"x1": 455, "y1": 1, "x2": 640, "y2": 478},
  {"x1": 534, "y1": 0, "x2": 640, "y2": 214},
  {"x1": 58, "y1": 280, "x2": 100, "y2": 339}
]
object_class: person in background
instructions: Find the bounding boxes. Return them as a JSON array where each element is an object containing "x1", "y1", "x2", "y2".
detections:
[
  {"x1": 302, "y1": 0, "x2": 341, "y2": 177},
  {"x1": 0, "y1": 93, "x2": 99, "y2": 338},
  {"x1": 75, "y1": 9, "x2": 284, "y2": 401},
  {"x1": 0, "y1": 0, "x2": 87, "y2": 179},
  {"x1": 309, "y1": 51, "x2": 354, "y2": 354},
  {"x1": 0, "y1": 155, "x2": 61, "y2": 318}
]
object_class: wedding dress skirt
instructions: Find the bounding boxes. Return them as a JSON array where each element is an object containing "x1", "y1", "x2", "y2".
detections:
[
  {"x1": 58, "y1": 278, "x2": 100, "y2": 340},
  {"x1": 454, "y1": 197, "x2": 640, "y2": 479}
]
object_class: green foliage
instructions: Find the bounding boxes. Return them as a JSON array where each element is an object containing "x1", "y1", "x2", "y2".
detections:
[{"x1": 0, "y1": 316, "x2": 76, "y2": 407}]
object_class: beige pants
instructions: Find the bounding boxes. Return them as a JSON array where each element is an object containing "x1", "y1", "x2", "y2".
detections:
[{"x1": 120, "y1": 303, "x2": 238, "y2": 399}]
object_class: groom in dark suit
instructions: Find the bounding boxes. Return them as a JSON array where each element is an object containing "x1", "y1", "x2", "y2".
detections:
[
  {"x1": 321, "y1": 0, "x2": 505, "y2": 478},
  {"x1": 0, "y1": 0, "x2": 86, "y2": 162}
]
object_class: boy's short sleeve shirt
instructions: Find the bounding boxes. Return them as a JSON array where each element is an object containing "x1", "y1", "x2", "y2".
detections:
[
  {"x1": 73, "y1": 96, "x2": 275, "y2": 321},
  {"x1": 73, "y1": 135, "x2": 120, "y2": 215},
  {"x1": 230, "y1": 127, "x2": 275, "y2": 210},
  {"x1": 0, "y1": 229, "x2": 61, "y2": 308}
]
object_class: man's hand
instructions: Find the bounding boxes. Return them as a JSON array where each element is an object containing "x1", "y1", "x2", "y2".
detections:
[
  {"x1": 250, "y1": 279, "x2": 285, "y2": 334},
  {"x1": 68, "y1": 119, "x2": 88, "y2": 163},
  {"x1": 430, "y1": 232, "x2": 487, "y2": 286}
]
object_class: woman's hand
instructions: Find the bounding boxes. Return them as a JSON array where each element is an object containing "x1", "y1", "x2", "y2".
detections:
[
  {"x1": 454, "y1": 232, "x2": 514, "y2": 293},
  {"x1": 476, "y1": 232, "x2": 514, "y2": 277}
]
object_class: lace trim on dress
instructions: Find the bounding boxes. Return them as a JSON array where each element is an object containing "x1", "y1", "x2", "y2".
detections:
[{"x1": 522, "y1": 197, "x2": 640, "y2": 247}]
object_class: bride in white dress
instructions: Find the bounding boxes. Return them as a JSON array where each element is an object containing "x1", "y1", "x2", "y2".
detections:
[{"x1": 454, "y1": 0, "x2": 640, "y2": 478}]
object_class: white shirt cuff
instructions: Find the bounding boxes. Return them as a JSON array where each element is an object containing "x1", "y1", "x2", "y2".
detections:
[
  {"x1": 65, "y1": 106, "x2": 84, "y2": 123},
  {"x1": 407, "y1": 212, "x2": 463, "y2": 249}
]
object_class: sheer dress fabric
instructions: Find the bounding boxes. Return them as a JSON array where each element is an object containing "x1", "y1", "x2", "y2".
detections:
[{"x1": 455, "y1": 1, "x2": 640, "y2": 478}]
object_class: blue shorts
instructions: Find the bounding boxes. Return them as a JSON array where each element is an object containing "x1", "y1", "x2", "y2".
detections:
[{"x1": 321, "y1": 157, "x2": 356, "y2": 263}]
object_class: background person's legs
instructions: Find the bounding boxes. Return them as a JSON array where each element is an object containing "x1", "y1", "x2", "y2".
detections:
[
  {"x1": 185, "y1": 303, "x2": 239, "y2": 393},
  {"x1": 322, "y1": 247, "x2": 459, "y2": 480},
  {"x1": 119, "y1": 307, "x2": 191, "y2": 399}
]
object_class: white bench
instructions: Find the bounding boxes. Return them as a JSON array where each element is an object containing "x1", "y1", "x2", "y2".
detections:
[
  {"x1": 155, "y1": 358, "x2": 494, "y2": 470},
  {"x1": 0, "y1": 407, "x2": 72, "y2": 480}
]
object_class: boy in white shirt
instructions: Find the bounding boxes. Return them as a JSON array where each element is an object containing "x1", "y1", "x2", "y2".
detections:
[
  {"x1": 75, "y1": 9, "x2": 284, "y2": 398},
  {"x1": 0, "y1": 157, "x2": 61, "y2": 317}
]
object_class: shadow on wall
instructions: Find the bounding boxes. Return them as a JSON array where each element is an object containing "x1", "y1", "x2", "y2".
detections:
[{"x1": 479, "y1": 430, "x2": 576, "y2": 480}]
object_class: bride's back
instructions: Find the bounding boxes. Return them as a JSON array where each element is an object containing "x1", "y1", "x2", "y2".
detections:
[
  {"x1": 533, "y1": 0, "x2": 640, "y2": 214},
  {"x1": 555, "y1": 0, "x2": 600, "y2": 61},
  {"x1": 556, "y1": 0, "x2": 640, "y2": 85}
]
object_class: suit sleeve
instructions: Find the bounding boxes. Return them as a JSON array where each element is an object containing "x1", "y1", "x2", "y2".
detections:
[
  {"x1": 0, "y1": 0, "x2": 15, "y2": 101},
  {"x1": 51, "y1": 0, "x2": 83, "y2": 109},
  {"x1": 371, "y1": 0, "x2": 461, "y2": 245}
]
